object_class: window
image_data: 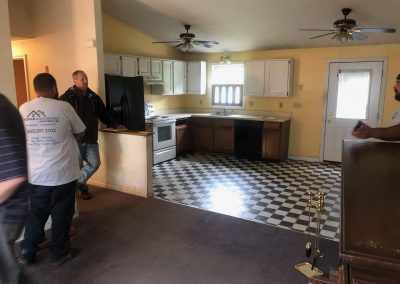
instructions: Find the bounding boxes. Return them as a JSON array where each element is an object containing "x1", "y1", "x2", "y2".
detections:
[
  {"x1": 336, "y1": 70, "x2": 371, "y2": 119},
  {"x1": 211, "y1": 63, "x2": 244, "y2": 106}
]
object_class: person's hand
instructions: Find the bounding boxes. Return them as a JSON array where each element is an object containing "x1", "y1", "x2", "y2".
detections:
[{"x1": 352, "y1": 123, "x2": 372, "y2": 139}]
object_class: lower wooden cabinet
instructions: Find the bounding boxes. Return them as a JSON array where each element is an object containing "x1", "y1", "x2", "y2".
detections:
[
  {"x1": 262, "y1": 120, "x2": 290, "y2": 160},
  {"x1": 191, "y1": 117, "x2": 234, "y2": 153},
  {"x1": 176, "y1": 124, "x2": 190, "y2": 154},
  {"x1": 187, "y1": 117, "x2": 290, "y2": 161},
  {"x1": 214, "y1": 119, "x2": 234, "y2": 153}
]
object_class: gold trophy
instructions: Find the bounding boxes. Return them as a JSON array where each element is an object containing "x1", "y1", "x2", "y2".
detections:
[{"x1": 295, "y1": 191, "x2": 325, "y2": 278}]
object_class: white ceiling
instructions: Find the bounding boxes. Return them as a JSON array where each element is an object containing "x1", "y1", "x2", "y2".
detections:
[{"x1": 102, "y1": 0, "x2": 400, "y2": 53}]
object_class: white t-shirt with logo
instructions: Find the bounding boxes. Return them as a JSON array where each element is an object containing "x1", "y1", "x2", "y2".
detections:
[
  {"x1": 19, "y1": 97, "x2": 86, "y2": 186},
  {"x1": 387, "y1": 109, "x2": 400, "y2": 127}
]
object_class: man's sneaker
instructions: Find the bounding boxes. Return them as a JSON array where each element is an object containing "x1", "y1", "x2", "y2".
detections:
[
  {"x1": 79, "y1": 190, "x2": 92, "y2": 200},
  {"x1": 78, "y1": 184, "x2": 92, "y2": 200},
  {"x1": 18, "y1": 248, "x2": 36, "y2": 265},
  {"x1": 50, "y1": 248, "x2": 79, "y2": 267}
]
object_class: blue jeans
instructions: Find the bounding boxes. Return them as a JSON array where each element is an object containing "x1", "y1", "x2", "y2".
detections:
[
  {"x1": 0, "y1": 222, "x2": 26, "y2": 284},
  {"x1": 78, "y1": 143, "x2": 101, "y2": 188}
]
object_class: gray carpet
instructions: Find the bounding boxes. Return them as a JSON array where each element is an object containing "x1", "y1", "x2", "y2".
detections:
[{"x1": 24, "y1": 187, "x2": 339, "y2": 284}]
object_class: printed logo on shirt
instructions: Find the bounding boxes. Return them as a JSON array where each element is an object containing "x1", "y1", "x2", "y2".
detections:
[
  {"x1": 23, "y1": 110, "x2": 60, "y2": 145},
  {"x1": 27, "y1": 110, "x2": 47, "y2": 119}
]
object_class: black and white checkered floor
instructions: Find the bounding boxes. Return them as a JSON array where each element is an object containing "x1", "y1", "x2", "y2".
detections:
[{"x1": 153, "y1": 153, "x2": 341, "y2": 241}]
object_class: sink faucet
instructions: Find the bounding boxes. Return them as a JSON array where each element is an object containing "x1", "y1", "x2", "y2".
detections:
[{"x1": 223, "y1": 105, "x2": 227, "y2": 115}]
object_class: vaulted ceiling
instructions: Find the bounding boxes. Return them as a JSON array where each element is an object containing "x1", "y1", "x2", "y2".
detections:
[{"x1": 102, "y1": 0, "x2": 400, "y2": 53}]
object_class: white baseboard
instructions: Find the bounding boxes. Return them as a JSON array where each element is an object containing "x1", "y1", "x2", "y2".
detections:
[
  {"x1": 288, "y1": 155, "x2": 321, "y2": 162},
  {"x1": 88, "y1": 180, "x2": 149, "y2": 198}
]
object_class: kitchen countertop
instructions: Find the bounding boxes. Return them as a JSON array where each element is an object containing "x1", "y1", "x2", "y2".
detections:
[{"x1": 164, "y1": 113, "x2": 290, "y2": 123}]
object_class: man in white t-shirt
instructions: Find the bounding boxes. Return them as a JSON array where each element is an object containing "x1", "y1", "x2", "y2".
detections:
[
  {"x1": 353, "y1": 73, "x2": 400, "y2": 140},
  {"x1": 19, "y1": 73, "x2": 86, "y2": 267}
]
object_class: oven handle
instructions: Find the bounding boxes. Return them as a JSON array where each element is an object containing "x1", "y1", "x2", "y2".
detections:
[
  {"x1": 153, "y1": 119, "x2": 176, "y2": 125},
  {"x1": 155, "y1": 148, "x2": 175, "y2": 155}
]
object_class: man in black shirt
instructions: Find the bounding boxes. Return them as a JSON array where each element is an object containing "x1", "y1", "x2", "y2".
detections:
[
  {"x1": 60, "y1": 70, "x2": 121, "y2": 199},
  {"x1": 0, "y1": 94, "x2": 29, "y2": 284}
]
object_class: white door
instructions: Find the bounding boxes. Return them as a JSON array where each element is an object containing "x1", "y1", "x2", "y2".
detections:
[{"x1": 323, "y1": 61, "x2": 384, "y2": 162}]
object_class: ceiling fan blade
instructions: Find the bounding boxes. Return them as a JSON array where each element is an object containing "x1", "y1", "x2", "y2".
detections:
[
  {"x1": 299, "y1": 29, "x2": 336, "y2": 32},
  {"x1": 310, "y1": 32, "x2": 336, "y2": 39},
  {"x1": 356, "y1": 28, "x2": 396, "y2": 33},
  {"x1": 152, "y1": 40, "x2": 181, "y2": 44},
  {"x1": 174, "y1": 42, "x2": 184, "y2": 48},
  {"x1": 350, "y1": 32, "x2": 368, "y2": 40},
  {"x1": 192, "y1": 41, "x2": 212, "y2": 48},
  {"x1": 194, "y1": 40, "x2": 219, "y2": 45}
]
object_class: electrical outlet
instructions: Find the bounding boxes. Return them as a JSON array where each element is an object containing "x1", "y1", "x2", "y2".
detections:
[
  {"x1": 199, "y1": 99, "x2": 203, "y2": 105},
  {"x1": 279, "y1": 102, "x2": 283, "y2": 108},
  {"x1": 249, "y1": 100, "x2": 254, "y2": 106},
  {"x1": 293, "y1": 102, "x2": 301, "y2": 109}
]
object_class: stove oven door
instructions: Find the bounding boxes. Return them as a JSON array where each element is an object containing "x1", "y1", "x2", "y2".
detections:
[{"x1": 153, "y1": 120, "x2": 176, "y2": 151}]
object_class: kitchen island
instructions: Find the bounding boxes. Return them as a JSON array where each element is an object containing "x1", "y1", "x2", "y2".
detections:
[{"x1": 89, "y1": 129, "x2": 154, "y2": 197}]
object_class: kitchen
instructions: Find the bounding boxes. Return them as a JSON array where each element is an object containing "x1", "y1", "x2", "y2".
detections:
[{"x1": 4, "y1": 0, "x2": 400, "y2": 282}]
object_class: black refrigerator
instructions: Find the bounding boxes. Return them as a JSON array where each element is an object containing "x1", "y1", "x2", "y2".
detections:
[{"x1": 105, "y1": 74, "x2": 145, "y2": 131}]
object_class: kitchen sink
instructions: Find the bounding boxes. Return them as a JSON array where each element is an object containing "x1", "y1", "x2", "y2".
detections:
[{"x1": 213, "y1": 111, "x2": 232, "y2": 116}]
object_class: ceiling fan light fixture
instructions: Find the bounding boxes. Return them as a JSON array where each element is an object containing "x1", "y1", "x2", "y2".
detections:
[{"x1": 220, "y1": 55, "x2": 231, "y2": 64}]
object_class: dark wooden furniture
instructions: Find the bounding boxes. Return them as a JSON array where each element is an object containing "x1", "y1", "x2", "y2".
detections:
[
  {"x1": 341, "y1": 140, "x2": 400, "y2": 284},
  {"x1": 214, "y1": 119, "x2": 235, "y2": 153},
  {"x1": 190, "y1": 117, "x2": 235, "y2": 153},
  {"x1": 175, "y1": 118, "x2": 191, "y2": 154},
  {"x1": 262, "y1": 120, "x2": 290, "y2": 160}
]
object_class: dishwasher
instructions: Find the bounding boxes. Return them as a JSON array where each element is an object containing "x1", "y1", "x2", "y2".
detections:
[{"x1": 234, "y1": 120, "x2": 263, "y2": 159}]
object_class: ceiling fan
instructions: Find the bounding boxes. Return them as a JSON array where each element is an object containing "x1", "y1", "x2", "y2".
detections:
[
  {"x1": 299, "y1": 8, "x2": 396, "y2": 41},
  {"x1": 153, "y1": 24, "x2": 219, "y2": 52}
]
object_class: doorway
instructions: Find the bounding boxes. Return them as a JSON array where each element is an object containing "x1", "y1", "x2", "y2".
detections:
[
  {"x1": 13, "y1": 55, "x2": 29, "y2": 107},
  {"x1": 323, "y1": 60, "x2": 385, "y2": 162}
]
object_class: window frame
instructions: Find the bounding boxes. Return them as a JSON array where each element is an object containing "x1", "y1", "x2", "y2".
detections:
[{"x1": 209, "y1": 62, "x2": 245, "y2": 109}]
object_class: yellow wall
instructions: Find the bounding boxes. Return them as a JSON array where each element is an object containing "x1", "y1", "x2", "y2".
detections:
[
  {"x1": 186, "y1": 45, "x2": 400, "y2": 158},
  {"x1": 11, "y1": 0, "x2": 103, "y2": 101},
  {"x1": 102, "y1": 14, "x2": 400, "y2": 159}
]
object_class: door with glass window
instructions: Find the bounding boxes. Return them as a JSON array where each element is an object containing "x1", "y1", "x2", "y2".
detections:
[{"x1": 323, "y1": 61, "x2": 383, "y2": 162}]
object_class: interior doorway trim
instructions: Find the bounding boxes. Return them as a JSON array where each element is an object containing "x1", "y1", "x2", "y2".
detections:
[
  {"x1": 319, "y1": 57, "x2": 388, "y2": 162},
  {"x1": 13, "y1": 54, "x2": 30, "y2": 103}
]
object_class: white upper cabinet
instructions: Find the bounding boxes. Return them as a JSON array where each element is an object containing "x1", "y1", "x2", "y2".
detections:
[
  {"x1": 121, "y1": 56, "x2": 138, "y2": 77},
  {"x1": 138, "y1": 57, "x2": 163, "y2": 80},
  {"x1": 173, "y1": 60, "x2": 186, "y2": 95},
  {"x1": 104, "y1": 53, "x2": 121, "y2": 75},
  {"x1": 138, "y1": 57, "x2": 151, "y2": 76},
  {"x1": 187, "y1": 61, "x2": 206, "y2": 95},
  {"x1": 162, "y1": 60, "x2": 173, "y2": 95},
  {"x1": 244, "y1": 60, "x2": 265, "y2": 96},
  {"x1": 243, "y1": 58, "x2": 293, "y2": 97},
  {"x1": 264, "y1": 59, "x2": 293, "y2": 97},
  {"x1": 151, "y1": 59, "x2": 163, "y2": 80}
]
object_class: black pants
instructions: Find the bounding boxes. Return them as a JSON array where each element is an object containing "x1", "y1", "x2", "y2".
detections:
[{"x1": 21, "y1": 181, "x2": 75, "y2": 260}]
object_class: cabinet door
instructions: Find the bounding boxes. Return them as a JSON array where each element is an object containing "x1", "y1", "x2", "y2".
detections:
[
  {"x1": 173, "y1": 61, "x2": 186, "y2": 95},
  {"x1": 244, "y1": 60, "x2": 265, "y2": 96},
  {"x1": 262, "y1": 120, "x2": 290, "y2": 160},
  {"x1": 138, "y1": 57, "x2": 151, "y2": 76},
  {"x1": 187, "y1": 61, "x2": 206, "y2": 95},
  {"x1": 104, "y1": 54, "x2": 121, "y2": 75},
  {"x1": 192, "y1": 118, "x2": 213, "y2": 151},
  {"x1": 151, "y1": 59, "x2": 163, "y2": 80},
  {"x1": 265, "y1": 59, "x2": 293, "y2": 97},
  {"x1": 121, "y1": 56, "x2": 138, "y2": 77},
  {"x1": 162, "y1": 60, "x2": 173, "y2": 95},
  {"x1": 176, "y1": 125, "x2": 190, "y2": 154},
  {"x1": 214, "y1": 119, "x2": 234, "y2": 153}
]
